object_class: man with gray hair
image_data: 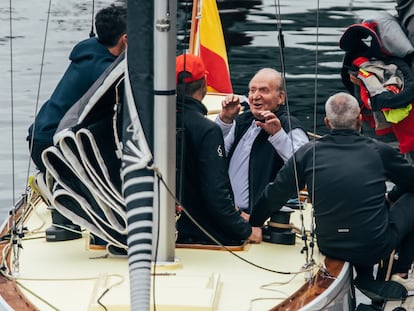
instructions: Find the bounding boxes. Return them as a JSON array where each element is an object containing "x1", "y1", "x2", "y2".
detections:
[
  {"x1": 324, "y1": 92, "x2": 361, "y2": 130},
  {"x1": 216, "y1": 68, "x2": 308, "y2": 219},
  {"x1": 251, "y1": 92, "x2": 414, "y2": 300}
]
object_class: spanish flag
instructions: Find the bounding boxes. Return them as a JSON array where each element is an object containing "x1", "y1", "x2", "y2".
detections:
[{"x1": 191, "y1": 0, "x2": 233, "y2": 93}]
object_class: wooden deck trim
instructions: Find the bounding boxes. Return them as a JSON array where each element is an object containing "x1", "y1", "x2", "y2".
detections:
[
  {"x1": 0, "y1": 194, "x2": 40, "y2": 311},
  {"x1": 176, "y1": 240, "x2": 249, "y2": 251},
  {"x1": 270, "y1": 257, "x2": 346, "y2": 310}
]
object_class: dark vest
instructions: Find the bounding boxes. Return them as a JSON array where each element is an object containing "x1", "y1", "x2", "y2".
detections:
[{"x1": 229, "y1": 106, "x2": 305, "y2": 212}]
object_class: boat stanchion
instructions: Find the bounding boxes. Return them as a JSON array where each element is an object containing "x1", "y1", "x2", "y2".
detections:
[{"x1": 301, "y1": 259, "x2": 316, "y2": 281}]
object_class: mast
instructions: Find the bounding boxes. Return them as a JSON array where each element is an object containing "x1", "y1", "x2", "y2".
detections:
[
  {"x1": 124, "y1": 1, "x2": 153, "y2": 310},
  {"x1": 124, "y1": 0, "x2": 176, "y2": 309},
  {"x1": 153, "y1": 0, "x2": 177, "y2": 262}
]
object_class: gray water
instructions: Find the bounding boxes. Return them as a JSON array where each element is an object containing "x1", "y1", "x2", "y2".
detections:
[{"x1": 0, "y1": 0, "x2": 396, "y2": 222}]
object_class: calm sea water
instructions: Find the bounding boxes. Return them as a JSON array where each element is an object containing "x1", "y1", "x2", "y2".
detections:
[{"x1": 0, "y1": 0, "x2": 396, "y2": 221}]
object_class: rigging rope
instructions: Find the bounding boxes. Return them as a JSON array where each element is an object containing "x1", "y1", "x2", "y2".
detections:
[
  {"x1": 272, "y1": 0, "x2": 318, "y2": 269},
  {"x1": 173, "y1": 0, "x2": 297, "y2": 276},
  {"x1": 8, "y1": 0, "x2": 116, "y2": 281},
  {"x1": 27, "y1": 0, "x2": 97, "y2": 198},
  {"x1": 152, "y1": 165, "x2": 299, "y2": 275},
  {"x1": 310, "y1": 0, "x2": 321, "y2": 265},
  {"x1": 27, "y1": 0, "x2": 52, "y2": 180},
  {"x1": 8, "y1": 0, "x2": 53, "y2": 277},
  {"x1": 89, "y1": 0, "x2": 96, "y2": 38},
  {"x1": 8, "y1": 0, "x2": 15, "y2": 207},
  {"x1": 273, "y1": 0, "x2": 304, "y2": 219},
  {"x1": 8, "y1": 0, "x2": 18, "y2": 277},
  {"x1": 168, "y1": 0, "x2": 326, "y2": 277}
]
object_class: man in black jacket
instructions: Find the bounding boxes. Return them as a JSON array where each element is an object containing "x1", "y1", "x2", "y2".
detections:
[
  {"x1": 251, "y1": 92, "x2": 414, "y2": 295},
  {"x1": 215, "y1": 68, "x2": 308, "y2": 219},
  {"x1": 27, "y1": 4, "x2": 127, "y2": 173},
  {"x1": 175, "y1": 53, "x2": 262, "y2": 246}
]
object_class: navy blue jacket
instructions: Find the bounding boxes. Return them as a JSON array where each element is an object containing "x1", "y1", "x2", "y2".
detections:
[{"x1": 28, "y1": 37, "x2": 116, "y2": 144}]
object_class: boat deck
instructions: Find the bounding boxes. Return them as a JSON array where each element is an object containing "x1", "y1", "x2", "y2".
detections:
[{"x1": 0, "y1": 198, "x2": 352, "y2": 311}]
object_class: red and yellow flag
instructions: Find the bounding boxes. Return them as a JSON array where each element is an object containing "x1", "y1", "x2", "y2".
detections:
[{"x1": 191, "y1": 0, "x2": 233, "y2": 93}]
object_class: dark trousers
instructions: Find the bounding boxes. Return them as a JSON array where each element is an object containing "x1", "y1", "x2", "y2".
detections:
[
  {"x1": 356, "y1": 192, "x2": 414, "y2": 279},
  {"x1": 388, "y1": 192, "x2": 414, "y2": 273}
]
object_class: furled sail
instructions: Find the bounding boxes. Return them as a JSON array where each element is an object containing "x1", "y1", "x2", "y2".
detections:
[{"x1": 39, "y1": 55, "x2": 129, "y2": 250}]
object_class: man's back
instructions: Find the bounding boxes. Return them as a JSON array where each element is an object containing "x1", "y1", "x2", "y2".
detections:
[
  {"x1": 253, "y1": 92, "x2": 414, "y2": 293},
  {"x1": 302, "y1": 131, "x2": 392, "y2": 258},
  {"x1": 27, "y1": 4, "x2": 127, "y2": 173},
  {"x1": 29, "y1": 37, "x2": 116, "y2": 144},
  {"x1": 252, "y1": 128, "x2": 414, "y2": 265}
]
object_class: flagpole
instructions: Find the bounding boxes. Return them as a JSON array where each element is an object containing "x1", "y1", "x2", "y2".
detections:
[{"x1": 189, "y1": 0, "x2": 200, "y2": 54}]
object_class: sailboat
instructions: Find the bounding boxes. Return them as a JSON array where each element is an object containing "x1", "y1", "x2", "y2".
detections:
[{"x1": 0, "y1": 0, "x2": 358, "y2": 310}]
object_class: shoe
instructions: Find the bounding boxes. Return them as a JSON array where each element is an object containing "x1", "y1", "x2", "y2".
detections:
[
  {"x1": 355, "y1": 303, "x2": 381, "y2": 311},
  {"x1": 89, "y1": 233, "x2": 107, "y2": 250},
  {"x1": 107, "y1": 244, "x2": 127, "y2": 257},
  {"x1": 45, "y1": 208, "x2": 82, "y2": 242},
  {"x1": 354, "y1": 276, "x2": 407, "y2": 303},
  {"x1": 391, "y1": 274, "x2": 414, "y2": 295}
]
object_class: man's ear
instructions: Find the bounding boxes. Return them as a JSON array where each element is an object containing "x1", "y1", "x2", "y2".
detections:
[
  {"x1": 356, "y1": 114, "x2": 363, "y2": 131},
  {"x1": 121, "y1": 33, "x2": 127, "y2": 45},
  {"x1": 324, "y1": 116, "x2": 331, "y2": 129},
  {"x1": 278, "y1": 90, "x2": 286, "y2": 103}
]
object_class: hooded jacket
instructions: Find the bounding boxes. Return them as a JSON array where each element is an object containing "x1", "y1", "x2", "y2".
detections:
[{"x1": 28, "y1": 37, "x2": 116, "y2": 144}]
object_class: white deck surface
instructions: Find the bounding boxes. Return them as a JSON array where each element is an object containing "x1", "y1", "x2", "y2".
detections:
[{"x1": 11, "y1": 200, "x2": 334, "y2": 311}]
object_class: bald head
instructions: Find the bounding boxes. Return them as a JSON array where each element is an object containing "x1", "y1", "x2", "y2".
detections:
[{"x1": 325, "y1": 92, "x2": 361, "y2": 130}]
